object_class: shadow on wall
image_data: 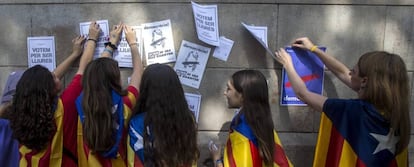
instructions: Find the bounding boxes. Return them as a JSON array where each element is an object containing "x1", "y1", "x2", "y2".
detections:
[{"x1": 202, "y1": 121, "x2": 231, "y2": 167}]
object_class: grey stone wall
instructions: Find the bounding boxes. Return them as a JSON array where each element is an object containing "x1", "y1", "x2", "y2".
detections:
[{"x1": 0, "y1": 1, "x2": 413, "y2": 166}]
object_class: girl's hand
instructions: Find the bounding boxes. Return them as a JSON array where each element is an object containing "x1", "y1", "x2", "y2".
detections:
[
  {"x1": 291, "y1": 37, "x2": 315, "y2": 51},
  {"x1": 109, "y1": 22, "x2": 124, "y2": 45},
  {"x1": 124, "y1": 25, "x2": 137, "y2": 46},
  {"x1": 71, "y1": 35, "x2": 86, "y2": 56},
  {"x1": 88, "y1": 21, "x2": 101, "y2": 41},
  {"x1": 275, "y1": 48, "x2": 293, "y2": 67}
]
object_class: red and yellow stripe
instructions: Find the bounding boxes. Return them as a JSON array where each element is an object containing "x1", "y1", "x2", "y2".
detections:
[
  {"x1": 313, "y1": 113, "x2": 408, "y2": 167},
  {"x1": 224, "y1": 130, "x2": 293, "y2": 167},
  {"x1": 18, "y1": 99, "x2": 65, "y2": 167}
]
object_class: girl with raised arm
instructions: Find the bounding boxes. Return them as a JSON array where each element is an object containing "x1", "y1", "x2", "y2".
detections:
[
  {"x1": 3, "y1": 21, "x2": 100, "y2": 166},
  {"x1": 75, "y1": 24, "x2": 143, "y2": 167},
  {"x1": 275, "y1": 37, "x2": 410, "y2": 167}
]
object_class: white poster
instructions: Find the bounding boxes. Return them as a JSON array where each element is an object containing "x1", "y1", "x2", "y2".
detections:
[
  {"x1": 114, "y1": 26, "x2": 143, "y2": 68},
  {"x1": 142, "y1": 19, "x2": 176, "y2": 65},
  {"x1": 213, "y1": 36, "x2": 234, "y2": 61},
  {"x1": 184, "y1": 92, "x2": 201, "y2": 123},
  {"x1": 191, "y1": 1, "x2": 220, "y2": 46},
  {"x1": 174, "y1": 40, "x2": 210, "y2": 89},
  {"x1": 79, "y1": 20, "x2": 110, "y2": 59},
  {"x1": 27, "y1": 36, "x2": 56, "y2": 71},
  {"x1": 241, "y1": 22, "x2": 276, "y2": 59}
]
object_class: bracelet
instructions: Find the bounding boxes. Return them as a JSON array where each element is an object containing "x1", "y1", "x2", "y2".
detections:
[
  {"x1": 310, "y1": 45, "x2": 318, "y2": 52},
  {"x1": 104, "y1": 42, "x2": 118, "y2": 50},
  {"x1": 103, "y1": 48, "x2": 113, "y2": 55},
  {"x1": 129, "y1": 42, "x2": 138, "y2": 47},
  {"x1": 215, "y1": 159, "x2": 223, "y2": 165},
  {"x1": 88, "y1": 38, "x2": 97, "y2": 43}
]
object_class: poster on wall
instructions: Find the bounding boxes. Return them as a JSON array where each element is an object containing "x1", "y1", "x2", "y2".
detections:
[
  {"x1": 212, "y1": 36, "x2": 234, "y2": 61},
  {"x1": 142, "y1": 19, "x2": 176, "y2": 65},
  {"x1": 241, "y1": 22, "x2": 276, "y2": 59},
  {"x1": 113, "y1": 26, "x2": 143, "y2": 68},
  {"x1": 191, "y1": 1, "x2": 220, "y2": 46},
  {"x1": 27, "y1": 36, "x2": 56, "y2": 71},
  {"x1": 79, "y1": 20, "x2": 110, "y2": 59},
  {"x1": 174, "y1": 40, "x2": 210, "y2": 89},
  {"x1": 184, "y1": 92, "x2": 201, "y2": 123},
  {"x1": 280, "y1": 46, "x2": 326, "y2": 106}
]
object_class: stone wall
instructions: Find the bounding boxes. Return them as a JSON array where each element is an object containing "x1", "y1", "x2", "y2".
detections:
[{"x1": 0, "y1": 1, "x2": 413, "y2": 166}]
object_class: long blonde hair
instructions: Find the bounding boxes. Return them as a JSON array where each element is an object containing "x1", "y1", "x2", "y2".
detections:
[{"x1": 357, "y1": 51, "x2": 410, "y2": 154}]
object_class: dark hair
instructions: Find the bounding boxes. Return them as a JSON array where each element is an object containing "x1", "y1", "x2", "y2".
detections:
[
  {"x1": 357, "y1": 51, "x2": 411, "y2": 154},
  {"x1": 81, "y1": 57, "x2": 127, "y2": 154},
  {"x1": 6, "y1": 65, "x2": 57, "y2": 151},
  {"x1": 134, "y1": 64, "x2": 198, "y2": 166},
  {"x1": 232, "y1": 70, "x2": 275, "y2": 165}
]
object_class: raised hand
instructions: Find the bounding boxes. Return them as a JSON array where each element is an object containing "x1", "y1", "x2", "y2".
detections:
[
  {"x1": 109, "y1": 23, "x2": 124, "y2": 45},
  {"x1": 71, "y1": 35, "x2": 86, "y2": 57},
  {"x1": 275, "y1": 48, "x2": 293, "y2": 67},
  {"x1": 88, "y1": 21, "x2": 101, "y2": 42},
  {"x1": 124, "y1": 25, "x2": 137, "y2": 46},
  {"x1": 291, "y1": 37, "x2": 316, "y2": 51}
]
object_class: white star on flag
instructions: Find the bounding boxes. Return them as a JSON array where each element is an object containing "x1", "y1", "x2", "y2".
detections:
[
  {"x1": 112, "y1": 104, "x2": 119, "y2": 130},
  {"x1": 130, "y1": 126, "x2": 143, "y2": 151},
  {"x1": 370, "y1": 130, "x2": 399, "y2": 155}
]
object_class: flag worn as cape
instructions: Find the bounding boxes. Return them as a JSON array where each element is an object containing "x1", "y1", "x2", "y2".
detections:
[
  {"x1": 224, "y1": 114, "x2": 293, "y2": 167},
  {"x1": 314, "y1": 99, "x2": 408, "y2": 167},
  {"x1": 75, "y1": 86, "x2": 138, "y2": 167}
]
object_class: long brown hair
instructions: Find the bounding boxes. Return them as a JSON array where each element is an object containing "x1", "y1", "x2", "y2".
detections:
[
  {"x1": 81, "y1": 57, "x2": 127, "y2": 154},
  {"x1": 232, "y1": 70, "x2": 275, "y2": 165},
  {"x1": 6, "y1": 65, "x2": 57, "y2": 151},
  {"x1": 357, "y1": 51, "x2": 410, "y2": 154},
  {"x1": 133, "y1": 64, "x2": 198, "y2": 166}
]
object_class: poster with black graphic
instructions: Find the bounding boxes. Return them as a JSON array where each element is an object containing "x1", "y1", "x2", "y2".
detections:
[
  {"x1": 142, "y1": 19, "x2": 176, "y2": 65},
  {"x1": 27, "y1": 36, "x2": 56, "y2": 71},
  {"x1": 280, "y1": 46, "x2": 326, "y2": 106},
  {"x1": 174, "y1": 40, "x2": 210, "y2": 89}
]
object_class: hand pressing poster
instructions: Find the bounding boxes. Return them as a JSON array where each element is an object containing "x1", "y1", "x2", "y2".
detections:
[
  {"x1": 113, "y1": 26, "x2": 143, "y2": 68},
  {"x1": 241, "y1": 22, "x2": 276, "y2": 59},
  {"x1": 184, "y1": 92, "x2": 201, "y2": 123},
  {"x1": 79, "y1": 20, "x2": 110, "y2": 59},
  {"x1": 27, "y1": 36, "x2": 56, "y2": 71},
  {"x1": 174, "y1": 40, "x2": 210, "y2": 89},
  {"x1": 142, "y1": 19, "x2": 176, "y2": 65},
  {"x1": 191, "y1": 1, "x2": 220, "y2": 46},
  {"x1": 280, "y1": 46, "x2": 326, "y2": 106}
]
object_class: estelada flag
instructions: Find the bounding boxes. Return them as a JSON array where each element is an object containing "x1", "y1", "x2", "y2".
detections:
[
  {"x1": 313, "y1": 99, "x2": 408, "y2": 167},
  {"x1": 224, "y1": 114, "x2": 293, "y2": 167}
]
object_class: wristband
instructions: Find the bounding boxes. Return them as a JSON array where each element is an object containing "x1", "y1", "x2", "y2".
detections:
[
  {"x1": 129, "y1": 42, "x2": 138, "y2": 47},
  {"x1": 104, "y1": 42, "x2": 118, "y2": 50},
  {"x1": 88, "y1": 38, "x2": 97, "y2": 43},
  {"x1": 310, "y1": 45, "x2": 318, "y2": 52},
  {"x1": 103, "y1": 48, "x2": 113, "y2": 55},
  {"x1": 215, "y1": 159, "x2": 223, "y2": 165}
]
